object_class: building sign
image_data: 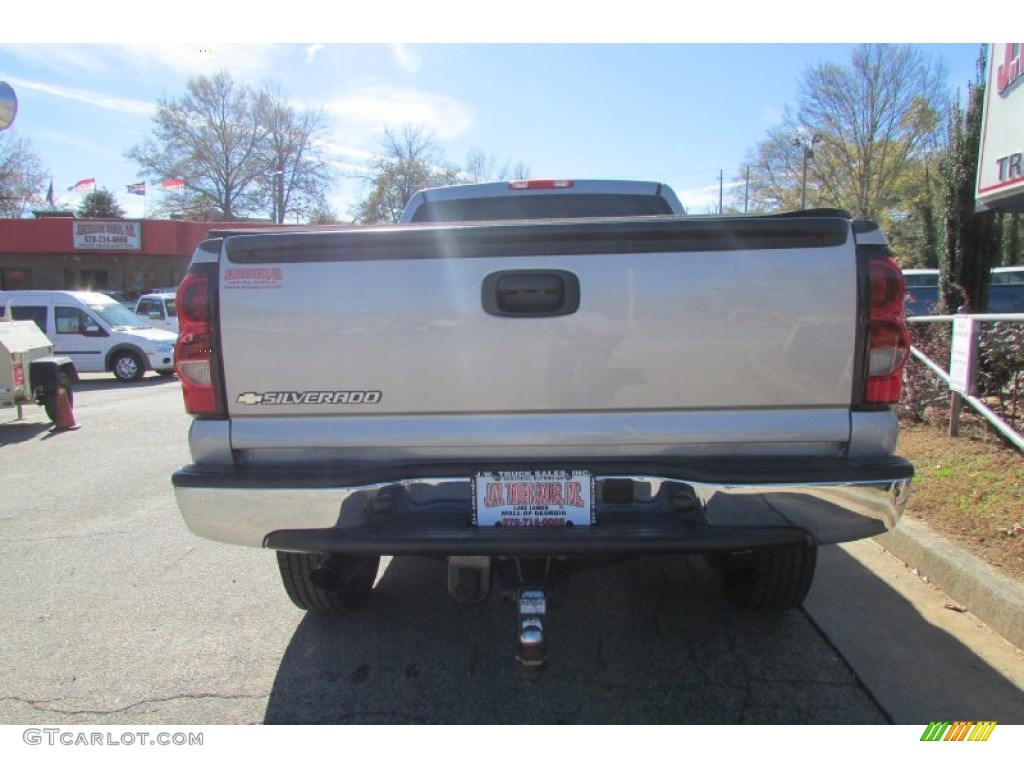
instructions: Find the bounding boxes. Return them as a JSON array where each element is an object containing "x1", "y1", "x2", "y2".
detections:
[
  {"x1": 73, "y1": 221, "x2": 143, "y2": 251},
  {"x1": 976, "y1": 44, "x2": 1024, "y2": 210}
]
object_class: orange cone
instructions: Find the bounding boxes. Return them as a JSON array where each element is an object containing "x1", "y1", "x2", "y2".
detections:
[{"x1": 53, "y1": 386, "x2": 80, "y2": 431}]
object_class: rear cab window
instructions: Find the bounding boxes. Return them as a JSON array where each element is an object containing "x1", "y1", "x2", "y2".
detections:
[{"x1": 409, "y1": 194, "x2": 676, "y2": 223}]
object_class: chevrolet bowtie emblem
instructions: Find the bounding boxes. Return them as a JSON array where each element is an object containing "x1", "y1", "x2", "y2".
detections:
[{"x1": 236, "y1": 392, "x2": 265, "y2": 405}]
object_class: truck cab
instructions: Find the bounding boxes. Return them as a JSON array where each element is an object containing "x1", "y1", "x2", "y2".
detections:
[{"x1": 134, "y1": 292, "x2": 179, "y2": 333}]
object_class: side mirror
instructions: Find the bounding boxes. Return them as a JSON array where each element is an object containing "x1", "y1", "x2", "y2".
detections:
[{"x1": 148, "y1": 311, "x2": 163, "y2": 320}]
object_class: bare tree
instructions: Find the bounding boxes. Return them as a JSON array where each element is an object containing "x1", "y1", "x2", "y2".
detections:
[
  {"x1": 463, "y1": 146, "x2": 531, "y2": 183},
  {"x1": 463, "y1": 146, "x2": 498, "y2": 183},
  {"x1": 738, "y1": 44, "x2": 947, "y2": 219},
  {"x1": 258, "y1": 84, "x2": 334, "y2": 223},
  {"x1": 354, "y1": 127, "x2": 533, "y2": 223},
  {"x1": 800, "y1": 44, "x2": 946, "y2": 218},
  {"x1": 508, "y1": 160, "x2": 531, "y2": 182},
  {"x1": 736, "y1": 118, "x2": 809, "y2": 212},
  {"x1": 126, "y1": 71, "x2": 269, "y2": 220},
  {"x1": 0, "y1": 131, "x2": 47, "y2": 218}
]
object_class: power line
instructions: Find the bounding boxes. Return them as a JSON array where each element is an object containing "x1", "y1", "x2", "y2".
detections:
[{"x1": 631, "y1": 168, "x2": 749, "y2": 181}]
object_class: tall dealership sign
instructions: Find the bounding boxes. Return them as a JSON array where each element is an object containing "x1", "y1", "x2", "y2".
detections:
[{"x1": 976, "y1": 44, "x2": 1024, "y2": 211}]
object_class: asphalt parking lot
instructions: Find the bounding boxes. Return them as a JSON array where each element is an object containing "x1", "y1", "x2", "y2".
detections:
[{"x1": 1, "y1": 373, "x2": 1022, "y2": 727}]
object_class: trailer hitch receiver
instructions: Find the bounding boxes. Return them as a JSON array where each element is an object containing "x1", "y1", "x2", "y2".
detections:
[{"x1": 516, "y1": 587, "x2": 548, "y2": 682}]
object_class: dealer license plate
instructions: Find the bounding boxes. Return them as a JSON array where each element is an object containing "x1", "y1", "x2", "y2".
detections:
[{"x1": 473, "y1": 470, "x2": 594, "y2": 528}]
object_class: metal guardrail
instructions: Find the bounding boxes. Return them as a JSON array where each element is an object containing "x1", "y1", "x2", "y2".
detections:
[
  {"x1": 905, "y1": 313, "x2": 1024, "y2": 451},
  {"x1": 907, "y1": 314, "x2": 1024, "y2": 323}
]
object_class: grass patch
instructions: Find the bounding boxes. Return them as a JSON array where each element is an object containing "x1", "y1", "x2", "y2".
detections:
[{"x1": 897, "y1": 421, "x2": 1024, "y2": 582}]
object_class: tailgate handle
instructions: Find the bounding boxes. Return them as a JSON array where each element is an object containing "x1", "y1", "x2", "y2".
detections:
[{"x1": 482, "y1": 270, "x2": 580, "y2": 317}]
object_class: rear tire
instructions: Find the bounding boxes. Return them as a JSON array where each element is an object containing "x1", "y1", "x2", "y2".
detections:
[
  {"x1": 277, "y1": 552, "x2": 379, "y2": 613},
  {"x1": 721, "y1": 546, "x2": 817, "y2": 611}
]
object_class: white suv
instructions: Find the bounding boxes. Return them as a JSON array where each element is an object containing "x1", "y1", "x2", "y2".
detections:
[{"x1": 134, "y1": 293, "x2": 178, "y2": 333}]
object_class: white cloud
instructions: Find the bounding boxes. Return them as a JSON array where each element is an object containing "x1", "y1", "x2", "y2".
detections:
[
  {"x1": 2, "y1": 43, "x2": 279, "y2": 82},
  {"x1": 323, "y1": 85, "x2": 474, "y2": 142},
  {"x1": 390, "y1": 44, "x2": 421, "y2": 74},
  {"x1": 36, "y1": 128, "x2": 121, "y2": 158},
  {"x1": 306, "y1": 44, "x2": 324, "y2": 63},
  {"x1": 676, "y1": 180, "x2": 745, "y2": 213},
  {"x1": 315, "y1": 140, "x2": 375, "y2": 162},
  {"x1": 8, "y1": 77, "x2": 154, "y2": 115},
  {"x1": 315, "y1": 141, "x2": 376, "y2": 179},
  {"x1": 0, "y1": 45, "x2": 113, "y2": 79},
  {"x1": 110, "y1": 43, "x2": 280, "y2": 77}
]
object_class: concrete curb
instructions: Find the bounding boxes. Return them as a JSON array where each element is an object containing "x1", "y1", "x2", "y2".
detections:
[{"x1": 874, "y1": 516, "x2": 1024, "y2": 651}]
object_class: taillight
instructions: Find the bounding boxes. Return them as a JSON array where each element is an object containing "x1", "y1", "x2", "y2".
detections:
[
  {"x1": 864, "y1": 255, "x2": 910, "y2": 404},
  {"x1": 176, "y1": 269, "x2": 222, "y2": 416},
  {"x1": 507, "y1": 179, "x2": 574, "y2": 190}
]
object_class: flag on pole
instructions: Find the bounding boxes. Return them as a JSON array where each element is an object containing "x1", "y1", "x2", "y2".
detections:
[
  {"x1": 160, "y1": 178, "x2": 185, "y2": 190},
  {"x1": 126, "y1": 181, "x2": 146, "y2": 195},
  {"x1": 46, "y1": 179, "x2": 55, "y2": 208},
  {"x1": 67, "y1": 178, "x2": 95, "y2": 192}
]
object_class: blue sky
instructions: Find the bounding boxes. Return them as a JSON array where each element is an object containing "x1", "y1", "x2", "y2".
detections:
[{"x1": 0, "y1": 8, "x2": 991, "y2": 220}]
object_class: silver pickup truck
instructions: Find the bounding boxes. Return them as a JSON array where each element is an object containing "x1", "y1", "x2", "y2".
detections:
[{"x1": 171, "y1": 179, "x2": 913, "y2": 678}]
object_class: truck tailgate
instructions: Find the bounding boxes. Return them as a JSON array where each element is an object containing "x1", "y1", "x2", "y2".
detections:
[{"x1": 217, "y1": 217, "x2": 858, "y2": 456}]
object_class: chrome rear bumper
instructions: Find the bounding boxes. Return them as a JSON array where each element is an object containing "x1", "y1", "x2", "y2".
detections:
[{"x1": 172, "y1": 457, "x2": 912, "y2": 554}]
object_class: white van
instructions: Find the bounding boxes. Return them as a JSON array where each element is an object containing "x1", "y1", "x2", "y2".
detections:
[
  {"x1": 0, "y1": 291, "x2": 177, "y2": 382},
  {"x1": 134, "y1": 292, "x2": 179, "y2": 333}
]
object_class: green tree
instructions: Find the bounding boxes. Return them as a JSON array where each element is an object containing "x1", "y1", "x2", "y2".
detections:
[
  {"x1": 353, "y1": 124, "x2": 460, "y2": 224},
  {"x1": 999, "y1": 213, "x2": 1022, "y2": 266},
  {"x1": 76, "y1": 188, "x2": 125, "y2": 218},
  {"x1": 938, "y1": 49, "x2": 1002, "y2": 313},
  {"x1": 126, "y1": 71, "x2": 270, "y2": 221},
  {"x1": 306, "y1": 202, "x2": 347, "y2": 225},
  {"x1": 0, "y1": 131, "x2": 48, "y2": 218},
  {"x1": 878, "y1": 154, "x2": 942, "y2": 267}
]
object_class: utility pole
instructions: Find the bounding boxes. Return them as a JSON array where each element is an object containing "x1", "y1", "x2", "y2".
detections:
[
  {"x1": 274, "y1": 166, "x2": 285, "y2": 224},
  {"x1": 743, "y1": 166, "x2": 749, "y2": 213},
  {"x1": 276, "y1": 166, "x2": 283, "y2": 224},
  {"x1": 718, "y1": 170, "x2": 723, "y2": 214},
  {"x1": 792, "y1": 134, "x2": 822, "y2": 209}
]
